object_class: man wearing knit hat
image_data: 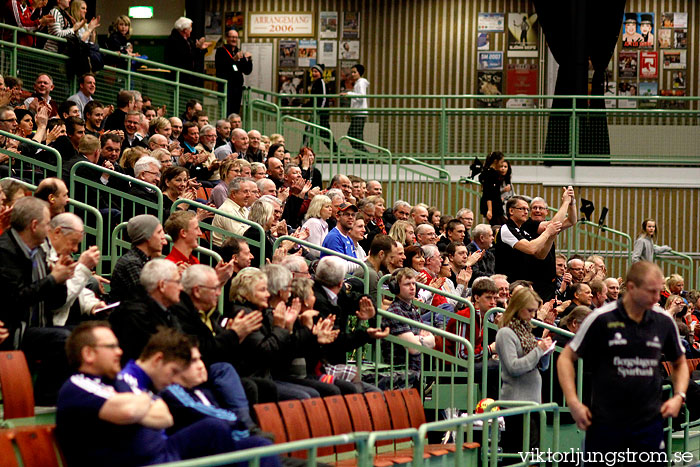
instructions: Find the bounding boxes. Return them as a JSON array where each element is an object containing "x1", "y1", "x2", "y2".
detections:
[
  {"x1": 109, "y1": 214, "x2": 167, "y2": 303},
  {"x1": 303, "y1": 63, "x2": 338, "y2": 151}
]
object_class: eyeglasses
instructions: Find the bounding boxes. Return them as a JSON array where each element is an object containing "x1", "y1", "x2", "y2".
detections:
[
  {"x1": 513, "y1": 207, "x2": 529, "y2": 212},
  {"x1": 0, "y1": 118, "x2": 17, "y2": 122},
  {"x1": 91, "y1": 343, "x2": 120, "y2": 350},
  {"x1": 142, "y1": 170, "x2": 160, "y2": 176},
  {"x1": 197, "y1": 284, "x2": 222, "y2": 291}
]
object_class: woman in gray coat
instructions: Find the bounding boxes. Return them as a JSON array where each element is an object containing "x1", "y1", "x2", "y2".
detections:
[{"x1": 495, "y1": 287, "x2": 552, "y2": 457}]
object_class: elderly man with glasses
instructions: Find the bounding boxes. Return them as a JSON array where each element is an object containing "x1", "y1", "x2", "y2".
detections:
[{"x1": 494, "y1": 195, "x2": 562, "y2": 285}]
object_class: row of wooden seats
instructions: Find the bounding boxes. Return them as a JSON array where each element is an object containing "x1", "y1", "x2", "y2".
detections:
[
  {"x1": 253, "y1": 388, "x2": 479, "y2": 466},
  {"x1": 661, "y1": 358, "x2": 700, "y2": 378},
  {"x1": 0, "y1": 424, "x2": 64, "y2": 467}
]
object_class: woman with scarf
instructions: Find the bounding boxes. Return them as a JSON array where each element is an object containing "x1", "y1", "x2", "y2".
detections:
[{"x1": 495, "y1": 287, "x2": 552, "y2": 456}]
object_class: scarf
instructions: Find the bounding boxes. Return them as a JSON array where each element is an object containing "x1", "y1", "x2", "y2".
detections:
[
  {"x1": 508, "y1": 317, "x2": 537, "y2": 354},
  {"x1": 374, "y1": 216, "x2": 386, "y2": 235}
]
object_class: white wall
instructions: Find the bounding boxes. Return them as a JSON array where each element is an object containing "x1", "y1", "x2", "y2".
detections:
[{"x1": 96, "y1": 1, "x2": 185, "y2": 36}]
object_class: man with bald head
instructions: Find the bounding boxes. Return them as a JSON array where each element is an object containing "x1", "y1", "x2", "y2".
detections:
[
  {"x1": 169, "y1": 117, "x2": 183, "y2": 142},
  {"x1": 366, "y1": 180, "x2": 382, "y2": 196},
  {"x1": 215, "y1": 128, "x2": 248, "y2": 160},
  {"x1": 35, "y1": 177, "x2": 70, "y2": 218},
  {"x1": 148, "y1": 134, "x2": 169, "y2": 152},
  {"x1": 410, "y1": 205, "x2": 429, "y2": 226},
  {"x1": 604, "y1": 277, "x2": 620, "y2": 302},
  {"x1": 266, "y1": 157, "x2": 285, "y2": 190},
  {"x1": 245, "y1": 130, "x2": 264, "y2": 163},
  {"x1": 330, "y1": 174, "x2": 353, "y2": 203}
]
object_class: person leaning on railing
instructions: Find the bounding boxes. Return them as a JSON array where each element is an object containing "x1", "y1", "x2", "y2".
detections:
[{"x1": 631, "y1": 218, "x2": 672, "y2": 264}]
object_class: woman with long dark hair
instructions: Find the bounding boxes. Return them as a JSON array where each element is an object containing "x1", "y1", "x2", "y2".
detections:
[{"x1": 631, "y1": 218, "x2": 672, "y2": 263}]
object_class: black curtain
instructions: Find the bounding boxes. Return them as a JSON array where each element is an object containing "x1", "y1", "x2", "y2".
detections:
[{"x1": 534, "y1": 0, "x2": 626, "y2": 159}]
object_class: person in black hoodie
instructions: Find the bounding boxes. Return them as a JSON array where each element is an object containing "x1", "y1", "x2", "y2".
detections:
[
  {"x1": 479, "y1": 151, "x2": 508, "y2": 226},
  {"x1": 303, "y1": 64, "x2": 338, "y2": 152}
]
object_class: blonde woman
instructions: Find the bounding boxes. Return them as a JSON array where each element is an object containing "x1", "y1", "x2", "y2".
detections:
[
  {"x1": 301, "y1": 195, "x2": 332, "y2": 258},
  {"x1": 389, "y1": 220, "x2": 416, "y2": 247},
  {"x1": 496, "y1": 287, "x2": 552, "y2": 454},
  {"x1": 70, "y1": 0, "x2": 99, "y2": 43}
]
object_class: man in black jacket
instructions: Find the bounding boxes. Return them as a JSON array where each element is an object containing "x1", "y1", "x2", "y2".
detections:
[
  {"x1": 312, "y1": 256, "x2": 388, "y2": 374},
  {"x1": 215, "y1": 28, "x2": 253, "y2": 116},
  {"x1": 0, "y1": 197, "x2": 74, "y2": 403},
  {"x1": 109, "y1": 259, "x2": 183, "y2": 364}
]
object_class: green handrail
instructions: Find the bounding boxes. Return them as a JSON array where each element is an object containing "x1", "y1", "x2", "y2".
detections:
[
  {"x1": 657, "y1": 250, "x2": 696, "y2": 290},
  {"x1": 393, "y1": 156, "x2": 452, "y2": 214},
  {"x1": 0, "y1": 23, "x2": 226, "y2": 85},
  {"x1": 279, "y1": 114, "x2": 335, "y2": 164},
  {"x1": 336, "y1": 136, "x2": 393, "y2": 202},
  {"x1": 1, "y1": 22, "x2": 227, "y2": 117},
  {"x1": 374, "y1": 306, "x2": 476, "y2": 438},
  {"x1": 69, "y1": 161, "x2": 164, "y2": 220},
  {"x1": 3, "y1": 177, "x2": 104, "y2": 275},
  {"x1": 0, "y1": 130, "x2": 62, "y2": 182},
  {"x1": 249, "y1": 98, "x2": 281, "y2": 135},
  {"x1": 172, "y1": 199, "x2": 266, "y2": 269},
  {"x1": 271, "y1": 235, "x2": 369, "y2": 295}
]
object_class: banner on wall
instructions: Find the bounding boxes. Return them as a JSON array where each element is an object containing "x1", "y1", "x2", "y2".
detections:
[
  {"x1": 476, "y1": 71, "x2": 503, "y2": 108},
  {"x1": 663, "y1": 50, "x2": 686, "y2": 69},
  {"x1": 605, "y1": 81, "x2": 617, "y2": 109},
  {"x1": 225, "y1": 12, "x2": 244, "y2": 35},
  {"x1": 279, "y1": 40, "x2": 298, "y2": 67},
  {"x1": 249, "y1": 12, "x2": 314, "y2": 37},
  {"x1": 507, "y1": 13, "x2": 538, "y2": 57},
  {"x1": 661, "y1": 12, "x2": 687, "y2": 28},
  {"x1": 618, "y1": 51, "x2": 638, "y2": 78},
  {"x1": 618, "y1": 80, "x2": 637, "y2": 109},
  {"x1": 339, "y1": 40, "x2": 360, "y2": 60},
  {"x1": 278, "y1": 70, "x2": 305, "y2": 106},
  {"x1": 639, "y1": 81, "x2": 658, "y2": 109},
  {"x1": 342, "y1": 12, "x2": 360, "y2": 39}
]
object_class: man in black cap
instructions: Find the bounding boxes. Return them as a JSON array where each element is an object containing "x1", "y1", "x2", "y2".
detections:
[
  {"x1": 321, "y1": 202, "x2": 358, "y2": 258},
  {"x1": 109, "y1": 214, "x2": 167, "y2": 303},
  {"x1": 303, "y1": 63, "x2": 338, "y2": 152}
]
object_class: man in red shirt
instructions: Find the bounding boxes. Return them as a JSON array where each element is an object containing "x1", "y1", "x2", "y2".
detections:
[
  {"x1": 164, "y1": 211, "x2": 201, "y2": 266},
  {"x1": 164, "y1": 210, "x2": 235, "y2": 286}
]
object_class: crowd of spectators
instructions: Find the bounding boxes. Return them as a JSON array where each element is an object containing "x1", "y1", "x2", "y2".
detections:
[{"x1": 0, "y1": 7, "x2": 698, "y2": 465}]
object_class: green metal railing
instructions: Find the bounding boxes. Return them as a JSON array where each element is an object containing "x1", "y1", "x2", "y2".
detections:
[
  {"x1": 393, "y1": 156, "x2": 451, "y2": 214},
  {"x1": 249, "y1": 98, "x2": 281, "y2": 138},
  {"x1": 0, "y1": 130, "x2": 62, "y2": 184},
  {"x1": 0, "y1": 23, "x2": 227, "y2": 118},
  {"x1": 69, "y1": 161, "x2": 163, "y2": 273},
  {"x1": 172, "y1": 199, "x2": 267, "y2": 269},
  {"x1": 657, "y1": 250, "x2": 697, "y2": 291},
  {"x1": 271, "y1": 235, "x2": 369, "y2": 295},
  {"x1": 4, "y1": 177, "x2": 104, "y2": 275},
  {"x1": 279, "y1": 115, "x2": 335, "y2": 165},
  {"x1": 244, "y1": 87, "x2": 700, "y2": 174},
  {"x1": 374, "y1": 275, "x2": 477, "y2": 422},
  {"x1": 153, "y1": 402, "x2": 562, "y2": 467}
]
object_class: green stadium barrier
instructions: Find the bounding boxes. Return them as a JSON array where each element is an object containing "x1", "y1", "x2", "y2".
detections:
[
  {"x1": 0, "y1": 23, "x2": 227, "y2": 119},
  {"x1": 249, "y1": 98, "x2": 281, "y2": 139},
  {"x1": 3, "y1": 177, "x2": 104, "y2": 275},
  {"x1": 393, "y1": 156, "x2": 451, "y2": 215},
  {"x1": 0, "y1": 130, "x2": 62, "y2": 184},
  {"x1": 279, "y1": 115, "x2": 335, "y2": 166},
  {"x1": 70, "y1": 161, "x2": 163, "y2": 274},
  {"x1": 657, "y1": 250, "x2": 696, "y2": 291},
  {"x1": 244, "y1": 87, "x2": 700, "y2": 174}
]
